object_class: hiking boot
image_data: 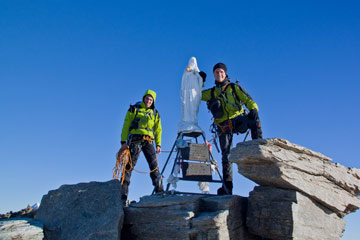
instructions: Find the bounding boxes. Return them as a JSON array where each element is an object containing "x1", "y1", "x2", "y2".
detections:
[
  {"x1": 154, "y1": 175, "x2": 164, "y2": 193},
  {"x1": 217, "y1": 186, "x2": 227, "y2": 195},
  {"x1": 217, "y1": 187, "x2": 233, "y2": 195},
  {"x1": 217, "y1": 181, "x2": 233, "y2": 195},
  {"x1": 122, "y1": 200, "x2": 135, "y2": 207},
  {"x1": 121, "y1": 194, "x2": 127, "y2": 206},
  {"x1": 154, "y1": 185, "x2": 164, "y2": 194}
]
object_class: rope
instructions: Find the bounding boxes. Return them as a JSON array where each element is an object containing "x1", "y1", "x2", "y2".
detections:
[
  {"x1": 133, "y1": 159, "x2": 158, "y2": 174},
  {"x1": 113, "y1": 149, "x2": 132, "y2": 184},
  {"x1": 112, "y1": 135, "x2": 159, "y2": 184}
]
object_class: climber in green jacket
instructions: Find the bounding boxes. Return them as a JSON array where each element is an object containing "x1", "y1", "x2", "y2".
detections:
[
  {"x1": 200, "y1": 63, "x2": 263, "y2": 195},
  {"x1": 119, "y1": 90, "x2": 163, "y2": 201}
]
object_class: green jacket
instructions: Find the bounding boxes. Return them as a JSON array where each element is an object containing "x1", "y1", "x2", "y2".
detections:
[
  {"x1": 121, "y1": 90, "x2": 162, "y2": 147},
  {"x1": 202, "y1": 82, "x2": 259, "y2": 124}
]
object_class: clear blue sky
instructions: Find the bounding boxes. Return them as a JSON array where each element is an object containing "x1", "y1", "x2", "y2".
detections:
[{"x1": 1, "y1": 0, "x2": 359, "y2": 238}]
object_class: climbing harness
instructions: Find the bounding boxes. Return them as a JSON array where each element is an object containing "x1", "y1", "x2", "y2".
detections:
[
  {"x1": 206, "y1": 120, "x2": 233, "y2": 153},
  {"x1": 207, "y1": 117, "x2": 250, "y2": 153},
  {"x1": 216, "y1": 120, "x2": 234, "y2": 134}
]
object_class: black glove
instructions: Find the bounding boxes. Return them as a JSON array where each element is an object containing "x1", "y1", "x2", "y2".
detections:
[
  {"x1": 199, "y1": 71, "x2": 207, "y2": 83},
  {"x1": 248, "y1": 109, "x2": 258, "y2": 120}
]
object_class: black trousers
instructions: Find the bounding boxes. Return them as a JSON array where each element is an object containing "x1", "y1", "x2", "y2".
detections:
[
  {"x1": 232, "y1": 112, "x2": 263, "y2": 139},
  {"x1": 121, "y1": 135, "x2": 162, "y2": 199},
  {"x1": 218, "y1": 113, "x2": 263, "y2": 183},
  {"x1": 219, "y1": 132, "x2": 234, "y2": 182}
]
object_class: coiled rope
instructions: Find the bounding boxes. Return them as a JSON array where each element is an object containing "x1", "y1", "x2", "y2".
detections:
[{"x1": 112, "y1": 136, "x2": 159, "y2": 184}]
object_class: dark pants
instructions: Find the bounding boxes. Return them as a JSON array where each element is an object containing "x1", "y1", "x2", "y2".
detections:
[
  {"x1": 232, "y1": 112, "x2": 263, "y2": 139},
  {"x1": 121, "y1": 135, "x2": 163, "y2": 200},
  {"x1": 219, "y1": 132, "x2": 233, "y2": 183},
  {"x1": 217, "y1": 112, "x2": 262, "y2": 193}
]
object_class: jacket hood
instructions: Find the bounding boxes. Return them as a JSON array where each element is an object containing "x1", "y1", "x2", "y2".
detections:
[
  {"x1": 143, "y1": 89, "x2": 157, "y2": 103},
  {"x1": 142, "y1": 89, "x2": 157, "y2": 109}
]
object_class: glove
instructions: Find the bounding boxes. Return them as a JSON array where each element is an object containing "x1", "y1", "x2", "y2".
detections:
[
  {"x1": 199, "y1": 71, "x2": 207, "y2": 83},
  {"x1": 119, "y1": 143, "x2": 129, "y2": 154},
  {"x1": 248, "y1": 109, "x2": 258, "y2": 120}
]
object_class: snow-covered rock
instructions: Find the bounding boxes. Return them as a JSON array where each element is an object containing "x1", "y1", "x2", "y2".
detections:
[{"x1": 0, "y1": 218, "x2": 43, "y2": 240}]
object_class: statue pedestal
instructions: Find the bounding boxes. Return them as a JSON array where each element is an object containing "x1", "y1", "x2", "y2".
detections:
[{"x1": 152, "y1": 131, "x2": 229, "y2": 195}]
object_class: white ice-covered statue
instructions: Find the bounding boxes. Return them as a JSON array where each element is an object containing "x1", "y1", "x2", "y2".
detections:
[{"x1": 178, "y1": 57, "x2": 203, "y2": 133}]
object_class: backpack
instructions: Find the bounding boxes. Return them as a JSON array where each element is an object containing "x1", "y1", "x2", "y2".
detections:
[
  {"x1": 209, "y1": 82, "x2": 252, "y2": 113},
  {"x1": 207, "y1": 82, "x2": 231, "y2": 119}
]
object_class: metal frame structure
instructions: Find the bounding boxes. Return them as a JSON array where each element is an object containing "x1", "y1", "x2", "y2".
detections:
[{"x1": 152, "y1": 131, "x2": 229, "y2": 195}]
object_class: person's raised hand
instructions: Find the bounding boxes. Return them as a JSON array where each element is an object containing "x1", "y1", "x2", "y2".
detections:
[{"x1": 199, "y1": 71, "x2": 207, "y2": 83}]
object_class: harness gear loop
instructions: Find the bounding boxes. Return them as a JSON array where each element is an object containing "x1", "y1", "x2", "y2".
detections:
[
  {"x1": 207, "y1": 133, "x2": 221, "y2": 144},
  {"x1": 142, "y1": 135, "x2": 154, "y2": 144},
  {"x1": 216, "y1": 119, "x2": 234, "y2": 134}
]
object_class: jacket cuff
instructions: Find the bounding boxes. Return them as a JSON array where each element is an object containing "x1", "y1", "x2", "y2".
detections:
[{"x1": 121, "y1": 141, "x2": 126, "y2": 145}]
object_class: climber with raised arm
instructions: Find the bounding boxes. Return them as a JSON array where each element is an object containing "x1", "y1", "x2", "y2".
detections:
[{"x1": 200, "y1": 63, "x2": 263, "y2": 195}]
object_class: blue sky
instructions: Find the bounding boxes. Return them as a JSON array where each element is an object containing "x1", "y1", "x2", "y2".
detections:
[{"x1": 1, "y1": 0, "x2": 359, "y2": 238}]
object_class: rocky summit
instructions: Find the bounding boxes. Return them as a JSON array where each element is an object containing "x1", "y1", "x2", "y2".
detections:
[{"x1": 1, "y1": 138, "x2": 359, "y2": 239}]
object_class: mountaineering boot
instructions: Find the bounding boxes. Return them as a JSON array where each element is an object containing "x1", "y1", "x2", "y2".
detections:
[
  {"x1": 120, "y1": 181, "x2": 129, "y2": 205},
  {"x1": 217, "y1": 187, "x2": 227, "y2": 195},
  {"x1": 225, "y1": 181, "x2": 233, "y2": 194},
  {"x1": 251, "y1": 124, "x2": 263, "y2": 139},
  {"x1": 217, "y1": 181, "x2": 233, "y2": 195},
  {"x1": 154, "y1": 175, "x2": 164, "y2": 193},
  {"x1": 121, "y1": 194, "x2": 127, "y2": 206}
]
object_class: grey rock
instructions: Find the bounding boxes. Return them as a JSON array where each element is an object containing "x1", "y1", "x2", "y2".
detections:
[
  {"x1": 196, "y1": 195, "x2": 260, "y2": 240},
  {"x1": 247, "y1": 186, "x2": 346, "y2": 240},
  {"x1": 229, "y1": 138, "x2": 360, "y2": 216},
  {"x1": 35, "y1": 180, "x2": 124, "y2": 240},
  {"x1": 0, "y1": 205, "x2": 37, "y2": 219},
  {"x1": 0, "y1": 218, "x2": 44, "y2": 240},
  {"x1": 123, "y1": 195, "x2": 198, "y2": 240},
  {"x1": 122, "y1": 194, "x2": 259, "y2": 240}
]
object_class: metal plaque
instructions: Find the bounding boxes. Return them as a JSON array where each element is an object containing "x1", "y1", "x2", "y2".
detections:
[
  {"x1": 181, "y1": 162, "x2": 212, "y2": 181},
  {"x1": 180, "y1": 143, "x2": 210, "y2": 162}
]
